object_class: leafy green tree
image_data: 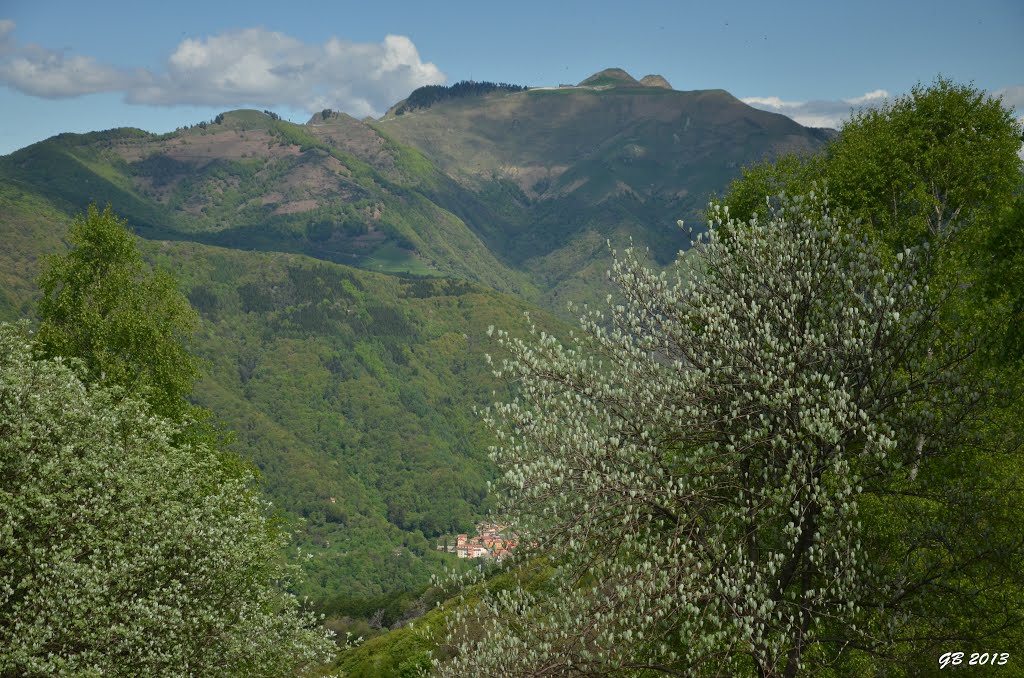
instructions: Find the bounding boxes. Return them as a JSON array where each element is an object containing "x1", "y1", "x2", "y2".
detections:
[
  {"x1": 723, "y1": 78, "x2": 1023, "y2": 364},
  {"x1": 725, "y1": 78, "x2": 1021, "y2": 245},
  {"x1": 983, "y1": 194, "x2": 1024, "y2": 359},
  {"x1": 37, "y1": 204, "x2": 202, "y2": 422},
  {"x1": 0, "y1": 322, "x2": 335, "y2": 677},
  {"x1": 825, "y1": 78, "x2": 1021, "y2": 246},
  {"x1": 433, "y1": 193, "x2": 1022, "y2": 676}
]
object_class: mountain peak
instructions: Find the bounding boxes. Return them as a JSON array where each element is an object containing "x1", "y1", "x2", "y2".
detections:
[
  {"x1": 638, "y1": 74, "x2": 672, "y2": 90},
  {"x1": 577, "y1": 68, "x2": 640, "y2": 88}
]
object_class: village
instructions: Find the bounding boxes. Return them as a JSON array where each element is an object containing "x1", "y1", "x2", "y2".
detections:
[{"x1": 437, "y1": 522, "x2": 518, "y2": 561}]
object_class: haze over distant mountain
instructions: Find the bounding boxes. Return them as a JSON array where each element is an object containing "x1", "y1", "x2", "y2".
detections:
[{"x1": 0, "y1": 67, "x2": 835, "y2": 609}]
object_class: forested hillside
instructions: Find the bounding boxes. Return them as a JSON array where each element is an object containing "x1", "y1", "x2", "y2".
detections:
[
  {"x1": 0, "y1": 72, "x2": 836, "y2": 617},
  {"x1": 0, "y1": 180, "x2": 564, "y2": 612}
]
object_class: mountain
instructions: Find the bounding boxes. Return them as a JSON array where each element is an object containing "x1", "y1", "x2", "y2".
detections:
[
  {"x1": 0, "y1": 110, "x2": 539, "y2": 300},
  {"x1": 577, "y1": 67, "x2": 641, "y2": 88},
  {"x1": 2, "y1": 70, "x2": 834, "y2": 312},
  {"x1": 639, "y1": 74, "x2": 673, "y2": 89},
  {"x1": 375, "y1": 68, "x2": 834, "y2": 308},
  {"x1": 0, "y1": 69, "x2": 836, "y2": 616}
]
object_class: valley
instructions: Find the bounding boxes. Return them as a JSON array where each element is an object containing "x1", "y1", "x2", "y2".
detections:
[{"x1": 0, "y1": 68, "x2": 834, "y2": 626}]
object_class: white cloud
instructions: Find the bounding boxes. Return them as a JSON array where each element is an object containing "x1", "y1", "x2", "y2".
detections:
[
  {"x1": 0, "y1": 18, "x2": 14, "y2": 45},
  {"x1": 994, "y1": 84, "x2": 1024, "y2": 113},
  {"x1": 0, "y1": 21, "x2": 445, "y2": 117},
  {"x1": 741, "y1": 89, "x2": 891, "y2": 129},
  {"x1": 745, "y1": 83, "x2": 1024, "y2": 134},
  {"x1": 844, "y1": 89, "x2": 888, "y2": 105},
  {"x1": 1, "y1": 47, "x2": 147, "y2": 98}
]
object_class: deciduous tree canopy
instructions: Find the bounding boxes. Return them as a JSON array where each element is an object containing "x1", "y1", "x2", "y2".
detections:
[
  {"x1": 36, "y1": 204, "x2": 202, "y2": 422},
  {"x1": 0, "y1": 322, "x2": 335, "y2": 677}
]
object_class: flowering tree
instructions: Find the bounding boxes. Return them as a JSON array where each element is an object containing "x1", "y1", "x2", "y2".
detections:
[
  {"x1": 432, "y1": 193, "x2": 1017, "y2": 676},
  {"x1": 0, "y1": 323, "x2": 335, "y2": 677}
]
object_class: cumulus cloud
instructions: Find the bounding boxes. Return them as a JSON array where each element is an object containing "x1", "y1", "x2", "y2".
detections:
[
  {"x1": 741, "y1": 89, "x2": 892, "y2": 129},
  {"x1": 843, "y1": 89, "x2": 889, "y2": 105},
  {"x1": 0, "y1": 18, "x2": 14, "y2": 45},
  {"x1": 0, "y1": 21, "x2": 445, "y2": 117}
]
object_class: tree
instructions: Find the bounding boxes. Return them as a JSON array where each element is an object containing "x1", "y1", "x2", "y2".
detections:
[
  {"x1": 716, "y1": 83, "x2": 1024, "y2": 671},
  {"x1": 37, "y1": 204, "x2": 202, "y2": 422},
  {"x1": 432, "y1": 193, "x2": 1022, "y2": 676},
  {"x1": 723, "y1": 78, "x2": 1024, "y2": 363},
  {"x1": 725, "y1": 78, "x2": 1022, "y2": 246},
  {"x1": 825, "y1": 78, "x2": 1021, "y2": 246},
  {"x1": 983, "y1": 193, "x2": 1024, "y2": 359},
  {"x1": 0, "y1": 322, "x2": 336, "y2": 676}
]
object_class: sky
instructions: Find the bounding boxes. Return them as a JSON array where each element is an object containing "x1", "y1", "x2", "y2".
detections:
[{"x1": 1, "y1": 0, "x2": 1022, "y2": 155}]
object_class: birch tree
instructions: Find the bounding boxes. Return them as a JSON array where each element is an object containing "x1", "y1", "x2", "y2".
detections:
[{"x1": 37, "y1": 204, "x2": 201, "y2": 422}]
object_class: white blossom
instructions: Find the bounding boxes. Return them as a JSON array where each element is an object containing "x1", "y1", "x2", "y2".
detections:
[{"x1": 431, "y1": 193, "x2": 975, "y2": 677}]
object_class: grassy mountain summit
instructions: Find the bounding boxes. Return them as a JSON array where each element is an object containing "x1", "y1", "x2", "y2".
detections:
[
  {"x1": 639, "y1": 73, "x2": 673, "y2": 89},
  {"x1": 577, "y1": 67, "x2": 642, "y2": 88}
]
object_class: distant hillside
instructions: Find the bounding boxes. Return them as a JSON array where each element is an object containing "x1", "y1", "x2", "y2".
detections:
[
  {"x1": 1, "y1": 80, "x2": 833, "y2": 311},
  {"x1": 0, "y1": 110, "x2": 539, "y2": 300},
  {"x1": 375, "y1": 68, "x2": 834, "y2": 308}
]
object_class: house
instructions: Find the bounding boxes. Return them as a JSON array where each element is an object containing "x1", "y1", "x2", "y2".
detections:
[{"x1": 446, "y1": 524, "x2": 522, "y2": 560}]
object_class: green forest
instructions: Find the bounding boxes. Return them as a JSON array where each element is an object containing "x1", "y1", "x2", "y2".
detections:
[{"x1": 1, "y1": 74, "x2": 1022, "y2": 676}]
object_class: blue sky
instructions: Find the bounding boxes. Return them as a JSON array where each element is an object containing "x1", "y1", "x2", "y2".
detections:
[{"x1": 1, "y1": 0, "x2": 1022, "y2": 155}]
